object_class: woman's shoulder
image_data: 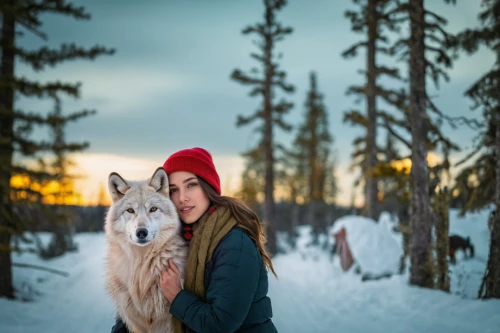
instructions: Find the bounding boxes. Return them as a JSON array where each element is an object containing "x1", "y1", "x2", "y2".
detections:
[{"x1": 216, "y1": 227, "x2": 257, "y2": 254}]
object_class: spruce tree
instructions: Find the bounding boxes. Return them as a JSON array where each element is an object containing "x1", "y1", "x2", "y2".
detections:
[
  {"x1": 384, "y1": 0, "x2": 458, "y2": 289},
  {"x1": 293, "y1": 72, "x2": 337, "y2": 203},
  {"x1": 37, "y1": 99, "x2": 95, "y2": 259},
  {"x1": 292, "y1": 72, "x2": 337, "y2": 242},
  {"x1": 343, "y1": 0, "x2": 403, "y2": 220},
  {"x1": 231, "y1": 0, "x2": 294, "y2": 255},
  {"x1": 0, "y1": 1, "x2": 114, "y2": 298},
  {"x1": 453, "y1": 0, "x2": 500, "y2": 299}
]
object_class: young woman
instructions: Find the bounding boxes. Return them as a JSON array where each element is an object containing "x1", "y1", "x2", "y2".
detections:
[{"x1": 111, "y1": 147, "x2": 278, "y2": 333}]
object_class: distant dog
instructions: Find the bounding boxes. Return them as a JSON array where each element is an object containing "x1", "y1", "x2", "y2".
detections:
[
  {"x1": 105, "y1": 167, "x2": 188, "y2": 333},
  {"x1": 449, "y1": 234, "x2": 475, "y2": 265}
]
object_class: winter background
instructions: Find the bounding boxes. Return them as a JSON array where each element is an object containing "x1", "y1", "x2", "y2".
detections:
[
  {"x1": 1, "y1": 207, "x2": 499, "y2": 333},
  {"x1": 1, "y1": 0, "x2": 500, "y2": 332},
  {"x1": 13, "y1": 0, "x2": 494, "y2": 206}
]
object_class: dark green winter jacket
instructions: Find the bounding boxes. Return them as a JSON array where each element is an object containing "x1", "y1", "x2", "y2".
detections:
[
  {"x1": 111, "y1": 227, "x2": 277, "y2": 333},
  {"x1": 170, "y1": 227, "x2": 277, "y2": 333}
]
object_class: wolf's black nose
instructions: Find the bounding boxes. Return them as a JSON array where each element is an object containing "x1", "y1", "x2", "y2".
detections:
[{"x1": 136, "y1": 228, "x2": 148, "y2": 240}]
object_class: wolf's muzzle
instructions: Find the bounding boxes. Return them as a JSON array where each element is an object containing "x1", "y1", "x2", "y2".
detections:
[{"x1": 136, "y1": 228, "x2": 149, "y2": 240}]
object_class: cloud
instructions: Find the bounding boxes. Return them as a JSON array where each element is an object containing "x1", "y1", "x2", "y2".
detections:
[
  {"x1": 17, "y1": 63, "x2": 187, "y2": 114},
  {"x1": 79, "y1": 68, "x2": 186, "y2": 113}
]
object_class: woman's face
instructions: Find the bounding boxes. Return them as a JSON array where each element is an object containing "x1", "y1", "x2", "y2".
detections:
[{"x1": 168, "y1": 171, "x2": 210, "y2": 224}]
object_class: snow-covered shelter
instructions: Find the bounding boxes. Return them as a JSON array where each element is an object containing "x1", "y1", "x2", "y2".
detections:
[{"x1": 332, "y1": 215, "x2": 403, "y2": 279}]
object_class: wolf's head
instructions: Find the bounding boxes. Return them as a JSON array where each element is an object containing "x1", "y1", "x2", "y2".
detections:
[{"x1": 105, "y1": 167, "x2": 180, "y2": 247}]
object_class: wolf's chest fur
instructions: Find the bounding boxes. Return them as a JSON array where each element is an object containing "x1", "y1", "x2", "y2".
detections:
[{"x1": 109, "y1": 238, "x2": 187, "y2": 318}]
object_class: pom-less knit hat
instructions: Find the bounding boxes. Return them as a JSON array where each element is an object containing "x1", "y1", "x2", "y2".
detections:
[{"x1": 163, "y1": 147, "x2": 221, "y2": 195}]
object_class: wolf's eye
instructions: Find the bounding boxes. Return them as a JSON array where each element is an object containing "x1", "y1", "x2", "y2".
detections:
[
  {"x1": 150, "y1": 207, "x2": 158, "y2": 212},
  {"x1": 127, "y1": 208, "x2": 135, "y2": 214}
]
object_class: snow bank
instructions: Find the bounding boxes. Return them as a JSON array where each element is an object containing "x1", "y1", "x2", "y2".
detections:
[
  {"x1": 378, "y1": 211, "x2": 399, "y2": 232},
  {"x1": 332, "y1": 215, "x2": 403, "y2": 277}
]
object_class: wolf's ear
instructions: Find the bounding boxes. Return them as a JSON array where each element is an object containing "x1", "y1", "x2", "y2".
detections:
[
  {"x1": 149, "y1": 167, "x2": 169, "y2": 197},
  {"x1": 108, "y1": 172, "x2": 130, "y2": 203}
]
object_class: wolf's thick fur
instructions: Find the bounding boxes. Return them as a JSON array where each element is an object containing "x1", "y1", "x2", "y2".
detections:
[{"x1": 105, "y1": 167, "x2": 188, "y2": 333}]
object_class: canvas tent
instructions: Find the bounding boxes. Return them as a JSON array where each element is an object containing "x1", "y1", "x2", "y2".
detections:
[{"x1": 332, "y1": 215, "x2": 403, "y2": 280}]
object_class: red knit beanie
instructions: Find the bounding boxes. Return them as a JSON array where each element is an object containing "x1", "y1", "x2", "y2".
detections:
[{"x1": 163, "y1": 147, "x2": 221, "y2": 195}]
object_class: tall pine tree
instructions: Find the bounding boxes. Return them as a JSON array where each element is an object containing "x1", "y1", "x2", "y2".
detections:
[
  {"x1": 292, "y1": 72, "x2": 337, "y2": 242},
  {"x1": 408, "y1": 0, "x2": 434, "y2": 289},
  {"x1": 453, "y1": 0, "x2": 500, "y2": 299},
  {"x1": 37, "y1": 98, "x2": 95, "y2": 259},
  {"x1": 385, "y1": 0, "x2": 458, "y2": 289},
  {"x1": 342, "y1": 0, "x2": 402, "y2": 220},
  {"x1": 292, "y1": 72, "x2": 337, "y2": 204},
  {"x1": 231, "y1": 0, "x2": 294, "y2": 255},
  {"x1": 0, "y1": 1, "x2": 114, "y2": 298}
]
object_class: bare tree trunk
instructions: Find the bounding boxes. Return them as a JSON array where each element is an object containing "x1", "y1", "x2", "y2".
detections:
[
  {"x1": 479, "y1": 114, "x2": 500, "y2": 298},
  {"x1": 0, "y1": 2, "x2": 16, "y2": 299},
  {"x1": 263, "y1": 24, "x2": 277, "y2": 256},
  {"x1": 409, "y1": 0, "x2": 434, "y2": 288},
  {"x1": 434, "y1": 188, "x2": 450, "y2": 292},
  {"x1": 365, "y1": 0, "x2": 378, "y2": 221}
]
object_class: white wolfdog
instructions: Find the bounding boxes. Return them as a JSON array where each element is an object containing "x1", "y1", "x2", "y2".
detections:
[{"x1": 105, "y1": 167, "x2": 188, "y2": 333}]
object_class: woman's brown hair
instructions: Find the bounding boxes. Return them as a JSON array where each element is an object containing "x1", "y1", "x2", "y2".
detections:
[{"x1": 197, "y1": 177, "x2": 278, "y2": 278}]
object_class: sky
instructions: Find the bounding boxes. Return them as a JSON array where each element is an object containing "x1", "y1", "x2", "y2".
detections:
[{"x1": 16, "y1": 0, "x2": 495, "y2": 206}]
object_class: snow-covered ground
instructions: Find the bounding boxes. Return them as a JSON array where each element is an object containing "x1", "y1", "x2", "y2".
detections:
[{"x1": 1, "y1": 209, "x2": 499, "y2": 333}]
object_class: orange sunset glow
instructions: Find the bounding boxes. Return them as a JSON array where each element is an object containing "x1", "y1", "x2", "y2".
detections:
[
  {"x1": 68, "y1": 153, "x2": 247, "y2": 206},
  {"x1": 9, "y1": 152, "x2": 443, "y2": 208},
  {"x1": 390, "y1": 152, "x2": 443, "y2": 174}
]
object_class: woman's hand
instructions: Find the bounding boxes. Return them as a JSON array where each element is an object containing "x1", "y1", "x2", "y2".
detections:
[{"x1": 160, "y1": 259, "x2": 182, "y2": 304}]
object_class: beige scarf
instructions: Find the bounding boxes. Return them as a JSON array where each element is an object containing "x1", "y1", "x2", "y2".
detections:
[{"x1": 172, "y1": 206, "x2": 237, "y2": 333}]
